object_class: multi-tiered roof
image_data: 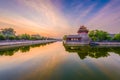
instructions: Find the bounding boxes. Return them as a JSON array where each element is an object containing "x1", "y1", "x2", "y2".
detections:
[{"x1": 77, "y1": 25, "x2": 89, "y2": 33}]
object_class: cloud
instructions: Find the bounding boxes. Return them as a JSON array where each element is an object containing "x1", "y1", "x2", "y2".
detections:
[
  {"x1": 0, "y1": 11, "x2": 58, "y2": 37},
  {"x1": 17, "y1": 0, "x2": 72, "y2": 37},
  {"x1": 0, "y1": 0, "x2": 73, "y2": 38},
  {"x1": 86, "y1": 0, "x2": 120, "y2": 33},
  {"x1": 75, "y1": 3, "x2": 97, "y2": 24}
]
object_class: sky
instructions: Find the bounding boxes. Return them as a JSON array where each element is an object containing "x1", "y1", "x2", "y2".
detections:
[{"x1": 0, "y1": 0, "x2": 120, "y2": 38}]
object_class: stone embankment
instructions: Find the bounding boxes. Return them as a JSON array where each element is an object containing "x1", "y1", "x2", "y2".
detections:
[
  {"x1": 0, "y1": 40, "x2": 56, "y2": 46},
  {"x1": 95, "y1": 42, "x2": 120, "y2": 46}
]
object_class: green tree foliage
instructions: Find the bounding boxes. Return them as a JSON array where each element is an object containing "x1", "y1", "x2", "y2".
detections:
[
  {"x1": 31, "y1": 34, "x2": 41, "y2": 40},
  {"x1": 0, "y1": 33, "x2": 5, "y2": 40},
  {"x1": 114, "y1": 33, "x2": 120, "y2": 41},
  {"x1": 20, "y1": 34, "x2": 31, "y2": 40},
  {"x1": 15, "y1": 35, "x2": 22, "y2": 40},
  {"x1": 1, "y1": 28, "x2": 16, "y2": 36},
  {"x1": 0, "y1": 28, "x2": 16, "y2": 40},
  {"x1": 89, "y1": 30, "x2": 111, "y2": 41},
  {"x1": 63, "y1": 35, "x2": 67, "y2": 40},
  {"x1": 8, "y1": 35, "x2": 15, "y2": 40}
]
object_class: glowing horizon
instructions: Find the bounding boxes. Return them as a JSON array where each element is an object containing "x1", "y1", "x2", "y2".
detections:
[{"x1": 0, "y1": 0, "x2": 120, "y2": 38}]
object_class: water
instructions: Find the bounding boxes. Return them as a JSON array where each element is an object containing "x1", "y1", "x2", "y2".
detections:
[{"x1": 0, "y1": 42, "x2": 120, "y2": 80}]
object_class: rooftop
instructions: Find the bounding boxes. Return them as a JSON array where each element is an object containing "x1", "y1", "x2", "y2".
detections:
[{"x1": 77, "y1": 25, "x2": 89, "y2": 33}]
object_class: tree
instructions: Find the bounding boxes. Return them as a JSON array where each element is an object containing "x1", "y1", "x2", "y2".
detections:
[
  {"x1": 0, "y1": 33, "x2": 5, "y2": 40},
  {"x1": 89, "y1": 30, "x2": 111, "y2": 41},
  {"x1": 8, "y1": 35, "x2": 15, "y2": 40},
  {"x1": 0, "y1": 28, "x2": 16, "y2": 40},
  {"x1": 89, "y1": 30, "x2": 97, "y2": 41},
  {"x1": 114, "y1": 33, "x2": 120, "y2": 41},
  {"x1": 20, "y1": 34, "x2": 31, "y2": 40},
  {"x1": 41, "y1": 36, "x2": 46, "y2": 40},
  {"x1": 1, "y1": 28, "x2": 16, "y2": 36},
  {"x1": 15, "y1": 35, "x2": 21, "y2": 40},
  {"x1": 31, "y1": 34, "x2": 41, "y2": 40},
  {"x1": 63, "y1": 35, "x2": 67, "y2": 40}
]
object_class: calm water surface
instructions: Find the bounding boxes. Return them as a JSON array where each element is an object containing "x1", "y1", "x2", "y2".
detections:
[{"x1": 0, "y1": 42, "x2": 120, "y2": 80}]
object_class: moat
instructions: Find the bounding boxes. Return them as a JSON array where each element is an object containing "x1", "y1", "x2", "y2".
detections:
[{"x1": 0, "y1": 42, "x2": 120, "y2": 80}]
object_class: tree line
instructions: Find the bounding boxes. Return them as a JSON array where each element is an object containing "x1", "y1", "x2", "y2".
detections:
[
  {"x1": 89, "y1": 30, "x2": 120, "y2": 42},
  {"x1": 0, "y1": 28, "x2": 55, "y2": 40}
]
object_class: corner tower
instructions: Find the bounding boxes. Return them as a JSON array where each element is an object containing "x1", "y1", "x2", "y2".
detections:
[
  {"x1": 77, "y1": 25, "x2": 89, "y2": 35},
  {"x1": 77, "y1": 25, "x2": 89, "y2": 42}
]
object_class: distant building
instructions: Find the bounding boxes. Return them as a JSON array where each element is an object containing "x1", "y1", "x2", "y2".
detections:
[
  {"x1": 109, "y1": 34, "x2": 115, "y2": 38},
  {"x1": 64, "y1": 25, "x2": 90, "y2": 45}
]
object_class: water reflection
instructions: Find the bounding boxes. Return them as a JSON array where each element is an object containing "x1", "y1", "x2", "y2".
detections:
[
  {"x1": 63, "y1": 44, "x2": 120, "y2": 59},
  {"x1": 0, "y1": 42, "x2": 53, "y2": 56},
  {"x1": 0, "y1": 42, "x2": 120, "y2": 80}
]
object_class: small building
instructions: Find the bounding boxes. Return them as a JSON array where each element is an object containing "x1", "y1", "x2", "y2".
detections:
[{"x1": 64, "y1": 25, "x2": 90, "y2": 45}]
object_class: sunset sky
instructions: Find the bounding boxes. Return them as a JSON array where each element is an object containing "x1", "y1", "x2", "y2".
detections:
[{"x1": 0, "y1": 0, "x2": 120, "y2": 38}]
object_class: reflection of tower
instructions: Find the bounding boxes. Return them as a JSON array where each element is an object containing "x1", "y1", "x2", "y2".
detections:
[
  {"x1": 77, "y1": 52, "x2": 88, "y2": 60},
  {"x1": 77, "y1": 25, "x2": 89, "y2": 42}
]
